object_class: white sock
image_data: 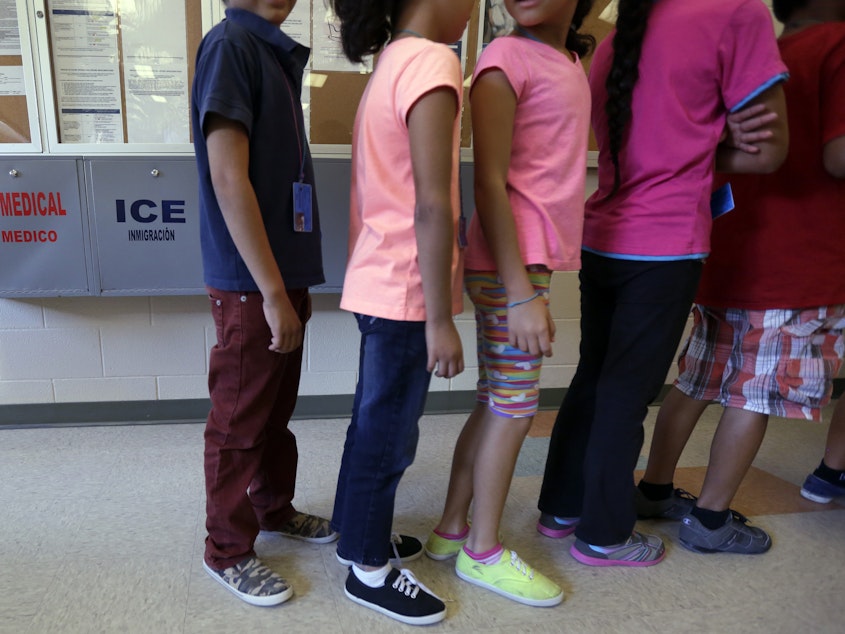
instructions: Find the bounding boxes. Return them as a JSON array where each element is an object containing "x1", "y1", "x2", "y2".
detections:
[{"x1": 352, "y1": 563, "x2": 391, "y2": 588}]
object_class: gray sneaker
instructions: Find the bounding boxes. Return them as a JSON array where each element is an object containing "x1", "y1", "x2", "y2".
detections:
[
  {"x1": 570, "y1": 531, "x2": 665, "y2": 567},
  {"x1": 634, "y1": 487, "x2": 696, "y2": 520},
  {"x1": 203, "y1": 557, "x2": 293, "y2": 606},
  {"x1": 679, "y1": 512, "x2": 771, "y2": 555}
]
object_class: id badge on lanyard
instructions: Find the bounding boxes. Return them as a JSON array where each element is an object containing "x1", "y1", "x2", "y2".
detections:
[
  {"x1": 275, "y1": 53, "x2": 312, "y2": 232},
  {"x1": 293, "y1": 181, "x2": 313, "y2": 232}
]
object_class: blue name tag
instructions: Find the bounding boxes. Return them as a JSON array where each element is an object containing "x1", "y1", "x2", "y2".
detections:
[
  {"x1": 711, "y1": 183, "x2": 734, "y2": 219},
  {"x1": 293, "y1": 182, "x2": 313, "y2": 232}
]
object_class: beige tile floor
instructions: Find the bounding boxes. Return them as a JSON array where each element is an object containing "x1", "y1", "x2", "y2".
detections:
[{"x1": 1, "y1": 402, "x2": 842, "y2": 633}]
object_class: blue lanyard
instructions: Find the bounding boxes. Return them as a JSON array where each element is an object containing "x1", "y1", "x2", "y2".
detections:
[{"x1": 272, "y1": 55, "x2": 307, "y2": 183}]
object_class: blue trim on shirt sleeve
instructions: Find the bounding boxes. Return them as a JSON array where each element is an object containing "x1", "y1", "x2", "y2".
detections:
[
  {"x1": 730, "y1": 73, "x2": 790, "y2": 113},
  {"x1": 581, "y1": 246, "x2": 708, "y2": 262}
]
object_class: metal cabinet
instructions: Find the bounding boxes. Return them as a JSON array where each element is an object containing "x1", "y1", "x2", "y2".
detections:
[{"x1": 0, "y1": 157, "x2": 91, "y2": 296}]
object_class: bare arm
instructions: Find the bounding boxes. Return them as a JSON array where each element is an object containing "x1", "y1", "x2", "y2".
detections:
[
  {"x1": 407, "y1": 87, "x2": 464, "y2": 378},
  {"x1": 471, "y1": 70, "x2": 554, "y2": 357},
  {"x1": 204, "y1": 113, "x2": 302, "y2": 353},
  {"x1": 716, "y1": 84, "x2": 789, "y2": 174},
  {"x1": 823, "y1": 135, "x2": 845, "y2": 179}
]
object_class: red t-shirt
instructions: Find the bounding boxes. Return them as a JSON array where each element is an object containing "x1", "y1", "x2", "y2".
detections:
[{"x1": 696, "y1": 23, "x2": 845, "y2": 309}]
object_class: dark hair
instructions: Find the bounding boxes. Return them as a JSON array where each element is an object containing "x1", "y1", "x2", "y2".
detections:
[
  {"x1": 772, "y1": 0, "x2": 810, "y2": 23},
  {"x1": 603, "y1": 0, "x2": 656, "y2": 198},
  {"x1": 567, "y1": 0, "x2": 597, "y2": 58},
  {"x1": 330, "y1": 0, "x2": 404, "y2": 63}
]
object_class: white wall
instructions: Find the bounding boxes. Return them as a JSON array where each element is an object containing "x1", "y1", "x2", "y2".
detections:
[
  {"x1": 4, "y1": 154, "x2": 836, "y2": 408},
  {"x1": 0, "y1": 173, "x2": 605, "y2": 406}
]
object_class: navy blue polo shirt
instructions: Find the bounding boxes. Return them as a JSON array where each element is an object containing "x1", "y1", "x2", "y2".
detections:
[{"x1": 192, "y1": 8, "x2": 324, "y2": 291}]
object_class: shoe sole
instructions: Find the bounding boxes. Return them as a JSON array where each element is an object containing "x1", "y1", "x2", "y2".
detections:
[
  {"x1": 455, "y1": 566, "x2": 563, "y2": 607},
  {"x1": 337, "y1": 549, "x2": 423, "y2": 567},
  {"x1": 536, "y1": 521, "x2": 577, "y2": 539},
  {"x1": 424, "y1": 546, "x2": 461, "y2": 561},
  {"x1": 202, "y1": 560, "x2": 293, "y2": 607},
  {"x1": 800, "y1": 488, "x2": 834, "y2": 504},
  {"x1": 344, "y1": 587, "x2": 446, "y2": 625},
  {"x1": 569, "y1": 544, "x2": 665, "y2": 568},
  {"x1": 678, "y1": 538, "x2": 772, "y2": 555}
]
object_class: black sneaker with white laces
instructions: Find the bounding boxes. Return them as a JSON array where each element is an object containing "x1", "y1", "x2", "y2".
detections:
[
  {"x1": 344, "y1": 567, "x2": 446, "y2": 625},
  {"x1": 337, "y1": 533, "x2": 423, "y2": 566}
]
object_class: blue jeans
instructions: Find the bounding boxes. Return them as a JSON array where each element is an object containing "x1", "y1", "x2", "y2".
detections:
[{"x1": 331, "y1": 314, "x2": 432, "y2": 566}]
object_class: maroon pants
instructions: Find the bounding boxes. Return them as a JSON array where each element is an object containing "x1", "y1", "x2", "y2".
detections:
[{"x1": 203, "y1": 286, "x2": 310, "y2": 570}]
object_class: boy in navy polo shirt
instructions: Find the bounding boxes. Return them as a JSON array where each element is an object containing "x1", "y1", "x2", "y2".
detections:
[{"x1": 191, "y1": 0, "x2": 334, "y2": 607}]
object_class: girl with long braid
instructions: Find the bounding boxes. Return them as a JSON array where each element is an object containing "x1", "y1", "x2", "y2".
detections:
[{"x1": 537, "y1": 0, "x2": 789, "y2": 567}]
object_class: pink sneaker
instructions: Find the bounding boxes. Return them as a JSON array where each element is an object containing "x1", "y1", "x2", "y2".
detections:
[{"x1": 536, "y1": 512, "x2": 579, "y2": 538}]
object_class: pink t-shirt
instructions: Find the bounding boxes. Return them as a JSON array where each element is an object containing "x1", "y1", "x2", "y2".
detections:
[
  {"x1": 340, "y1": 39, "x2": 464, "y2": 321},
  {"x1": 584, "y1": 0, "x2": 788, "y2": 258},
  {"x1": 465, "y1": 36, "x2": 590, "y2": 272}
]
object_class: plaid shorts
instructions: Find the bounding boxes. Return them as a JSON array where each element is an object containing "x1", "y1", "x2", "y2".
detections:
[
  {"x1": 676, "y1": 304, "x2": 845, "y2": 421},
  {"x1": 465, "y1": 266, "x2": 551, "y2": 419}
]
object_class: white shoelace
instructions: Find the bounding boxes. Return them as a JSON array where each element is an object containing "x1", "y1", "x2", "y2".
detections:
[
  {"x1": 394, "y1": 568, "x2": 444, "y2": 601},
  {"x1": 508, "y1": 550, "x2": 535, "y2": 580}
]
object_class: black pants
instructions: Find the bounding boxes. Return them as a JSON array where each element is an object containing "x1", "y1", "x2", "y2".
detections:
[{"x1": 539, "y1": 251, "x2": 703, "y2": 545}]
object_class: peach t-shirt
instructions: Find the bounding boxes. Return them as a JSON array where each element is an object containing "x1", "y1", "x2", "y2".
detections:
[{"x1": 340, "y1": 38, "x2": 464, "y2": 321}]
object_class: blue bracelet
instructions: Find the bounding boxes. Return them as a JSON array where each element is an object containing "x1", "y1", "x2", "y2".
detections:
[{"x1": 506, "y1": 290, "x2": 542, "y2": 308}]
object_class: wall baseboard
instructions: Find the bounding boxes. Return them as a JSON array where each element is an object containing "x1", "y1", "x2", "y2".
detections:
[{"x1": 1, "y1": 380, "x2": 842, "y2": 429}]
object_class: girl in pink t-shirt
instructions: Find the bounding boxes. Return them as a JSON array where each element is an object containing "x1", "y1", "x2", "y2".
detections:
[
  {"x1": 539, "y1": 0, "x2": 789, "y2": 568},
  {"x1": 425, "y1": 0, "x2": 594, "y2": 607},
  {"x1": 328, "y1": 0, "x2": 473, "y2": 626}
]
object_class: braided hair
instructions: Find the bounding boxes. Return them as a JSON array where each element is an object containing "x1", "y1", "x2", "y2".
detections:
[
  {"x1": 603, "y1": 0, "x2": 656, "y2": 198},
  {"x1": 330, "y1": 0, "x2": 404, "y2": 63},
  {"x1": 567, "y1": 0, "x2": 597, "y2": 58}
]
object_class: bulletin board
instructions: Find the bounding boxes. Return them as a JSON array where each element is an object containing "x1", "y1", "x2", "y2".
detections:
[
  {"x1": 308, "y1": 3, "x2": 481, "y2": 149},
  {"x1": 6, "y1": 0, "x2": 617, "y2": 156},
  {"x1": 35, "y1": 0, "x2": 203, "y2": 152},
  {"x1": 0, "y1": 0, "x2": 40, "y2": 151}
]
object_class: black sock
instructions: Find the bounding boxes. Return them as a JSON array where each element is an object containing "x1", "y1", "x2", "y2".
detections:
[
  {"x1": 814, "y1": 460, "x2": 845, "y2": 485},
  {"x1": 691, "y1": 505, "x2": 730, "y2": 530},
  {"x1": 638, "y1": 480, "x2": 674, "y2": 501}
]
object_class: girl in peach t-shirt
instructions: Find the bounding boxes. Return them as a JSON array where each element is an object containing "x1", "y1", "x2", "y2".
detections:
[{"x1": 328, "y1": 0, "x2": 474, "y2": 626}]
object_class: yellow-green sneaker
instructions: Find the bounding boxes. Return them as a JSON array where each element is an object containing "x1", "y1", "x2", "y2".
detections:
[
  {"x1": 455, "y1": 548, "x2": 563, "y2": 607},
  {"x1": 424, "y1": 531, "x2": 466, "y2": 561}
]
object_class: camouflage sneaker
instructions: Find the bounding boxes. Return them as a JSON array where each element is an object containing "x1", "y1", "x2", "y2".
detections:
[
  {"x1": 203, "y1": 557, "x2": 293, "y2": 606},
  {"x1": 275, "y1": 512, "x2": 339, "y2": 544}
]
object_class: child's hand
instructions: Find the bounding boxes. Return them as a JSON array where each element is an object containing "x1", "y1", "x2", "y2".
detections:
[
  {"x1": 263, "y1": 296, "x2": 303, "y2": 354},
  {"x1": 721, "y1": 104, "x2": 778, "y2": 154},
  {"x1": 508, "y1": 298, "x2": 555, "y2": 357},
  {"x1": 425, "y1": 319, "x2": 464, "y2": 378}
]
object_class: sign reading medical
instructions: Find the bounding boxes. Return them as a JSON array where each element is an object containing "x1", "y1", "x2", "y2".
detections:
[{"x1": 0, "y1": 158, "x2": 90, "y2": 296}]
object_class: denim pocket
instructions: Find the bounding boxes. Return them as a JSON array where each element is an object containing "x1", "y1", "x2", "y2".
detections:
[{"x1": 355, "y1": 313, "x2": 384, "y2": 335}]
